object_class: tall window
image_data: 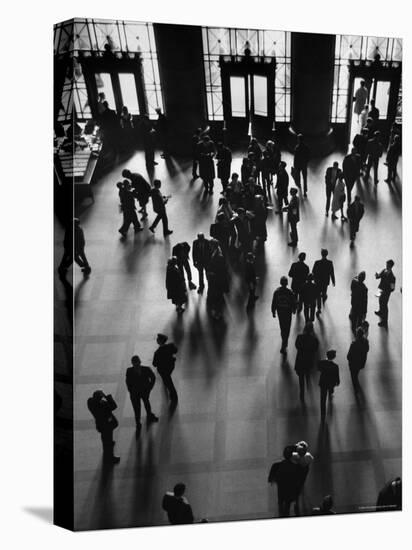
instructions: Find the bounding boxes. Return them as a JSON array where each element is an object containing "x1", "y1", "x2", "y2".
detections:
[
  {"x1": 202, "y1": 27, "x2": 291, "y2": 122},
  {"x1": 54, "y1": 18, "x2": 164, "y2": 121},
  {"x1": 332, "y1": 34, "x2": 402, "y2": 123}
]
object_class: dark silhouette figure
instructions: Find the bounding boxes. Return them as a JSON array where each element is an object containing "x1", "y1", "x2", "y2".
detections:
[
  {"x1": 140, "y1": 115, "x2": 157, "y2": 167},
  {"x1": 271, "y1": 276, "x2": 297, "y2": 354},
  {"x1": 149, "y1": 179, "x2": 173, "y2": 237},
  {"x1": 192, "y1": 233, "x2": 211, "y2": 293},
  {"x1": 216, "y1": 142, "x2": 232, "y2": 191},
  {"x1": 153, "y1": 333, "x2": 178, "y2": 405},
  {"x1": 369, "y1": 98, "x2": 380, "y2": 121},
  {"x1": 350, "y1": 271, "x2": 368, "y2": 334},
  {"x1": 365, "y1": 130, "x2": 383, "y2": 184},
  {"x1": 347, "y1": 327, "x2": 369, "y2": 393},
  {"x1": 87, "y1": 391, "x2": 120, "y2": 464},
  {"x1": 318, "y1": 350, "x2": 340, "y2": 421},
  {"x1": 376, "y1": 477, "x2": 402, "y2": 512},
  {"x1": 191, "y1": 128, "x2": 202, "y2": 178},
  {"x1": 293, "y1": 134, "x2": 310, "y2": 196},
  {"x1": 275, "y1": 161, "x2": 289, "y2": 213},
  {"x1": 125, "y1": 355, "x2": 158, "y2": 437},
  {"x1": 197, "y1": 135, "x2": 216, "y2": 193},
  {"x1": 353, "y1": 128, "x2": 369, "y2": 169},
  {"x1": 295, "y1": 322, "x2": 319, "y2": 402},
  {"x1": 285, "y1": 187, "x2": 300, "y2": 246},
  {"x1": 245, "y1": 252, "x2": 259, "y2": 308},
  {"x1": 122, "y1": 169, "x2": 151, "y2": 219},
  {"x1": 118, "y1": 182, "x2": 143, "y2": 237},
  {"x1": 58, "y1": 218, "x2": 91, "y2": 276},
  {"x1": 210, "y1": 213, "x2": 232, "y2": 257},
  {"x1": 385, "y1": 135, "x2": 401, "y2": 183},
  {"x1": 347, "y1": 196, "x2": 365, "y2": 245},
  {"x1": 166, "y1": 256, "x2": 188, "y2": 313},
  {"x1": 268, "y1": 446, "x2": 306, "y2": 517},
  {"x1": 343, "y1": 148, "x2": 361, "y2": 205},
  {"x1": 312, "y1": 249, "x2": 335, "y2": 315},
  {"x1": 375, "y1": 259, "x2": 396, "y2": 327},
  {"x1": 324, "y1": 162, "x2": 342, "y2": 216},
  {"x1": 162, "y1": 483, "x2": 194, "y2": 524},
  {"x1": 301, "y1": 273, "x2": 318, "y2": 323},
  {"x1": 289, "y1": 252, "x2": 310, "y2": 312},
  {"x1": 172, "y1": 242, "x2": 197, "y2": 290}
]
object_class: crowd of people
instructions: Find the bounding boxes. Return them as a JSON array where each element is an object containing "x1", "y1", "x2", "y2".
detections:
[{"x1": 60, "y1": 106, "x2": 401, "y2": 520}]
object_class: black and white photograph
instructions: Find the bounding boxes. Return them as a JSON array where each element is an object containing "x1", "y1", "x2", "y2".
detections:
[{"x1": 52, "y1": 16, "x2": 403, "y2": 531}]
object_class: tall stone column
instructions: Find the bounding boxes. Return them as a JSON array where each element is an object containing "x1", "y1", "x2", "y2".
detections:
[
  {"x1": 154, "y1": 24, "x2": 206, "y2": 154},
  {"x1": 289, "y1": 32, "x2": 336, "y2": 156}
]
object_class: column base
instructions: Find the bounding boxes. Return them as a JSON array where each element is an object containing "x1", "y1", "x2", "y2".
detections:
[{"x1": 287, "y1": 126, "x2": 335, "y2": 157}]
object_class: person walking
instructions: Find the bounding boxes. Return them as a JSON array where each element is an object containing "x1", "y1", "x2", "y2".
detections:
[
  {"x1": 118, "y1": 182, "x2": 143, "y2": 237},
  {"x1": 285, "y1": 187, "x2": 300, "y2": 247},
  {"x1": 295, "y1": 322, "x2": 319, "y2": 402},
  {"x1": 271, "y1": 276, "x2": 297, "y2": 354},
  {"x1": 149, "y1": 179, "x2": 173, "y2": 237},
  {"x1": 347, "y1": 196, "x2": 365, "y2": 246},
  {"x1": 192, "y1": 233, "x2": 211, "y2": 293},
  {"x1": 342, "y1": 148, "x2": 361, "y2": 205},
  {"x1": 301, "y1": 273, "x2": 318, "y2": 323},
  {"x1": 126, "y1": 356, "x2": 159, "y2": 437},
  {"x1": 275, "y1": 161, "x2": 289, "y2": 213},
  {"x1": 245, "y1": 251, "x2": 259, "y2": 308},
  {"x1": 172, "y1": 242, "x2": 197, "y2": 290},
  {"x1": 122, "y1": 169, "x2": 152, "y2": 220},
  {"x1": 268, "y1": 446, "x2": 305, "y2": 517},
  {"x1": 318, "y1": 350, "x2": 340, "y2": 421},
  {"x1": 350, "y1": 271, "x2": 368, "y2": 334},
  {"x1": 385, "y1": 134, "x2": 401, "y2": 184},
  {"x1": 216, "y1": 142, "x2": 232, "y2": 191},
  {"x1": 153, "y1": 334, "x2": 178, "y2": 405},
  {"x1": 166, "y1": 257, "x2": 188, "y2": 313},
  {"x1": 353, "y1": 80, "x2": 368, "y2": 123},
  {"x1": 331, "y1": 174, "x2": 347, "y2": 221},
  {"x1": 293, "y1": 134, "x2": 310, "y2": 196},
  {"x1": 365, "y1": 130, "x2": 383, "y2": 184},
  {"x1": 375, "y1": 260, "x2": 396, "y2": 328},
  {"x1": 58, "y1": 218, "x2": 92, "y2": 276},
  {"x1": 198, "y1": 135, "x2": 216, "y2": 194},
  {"x1": 324, "y1": 162, "x2": 342, "y2": 216},
  {"x1": 87, "y1": 390, "x2": 120, "y2": 464},
  {"x1": 288, "y1": 252, "x2": 310, "y2": 313},
  {"x1": 353, "y1": 128, "x2": 369, "y2": 170},
  {"x1": 312, "y1": 249, "x2": 335, "y2": 316},
  {"x1": 347, "y1": 327, "x2": 369, "y2": 393}
]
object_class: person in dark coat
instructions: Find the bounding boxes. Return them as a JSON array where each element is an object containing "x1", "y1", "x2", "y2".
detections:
[
  {"x1": 118, "y1": 182, "x2": 143, "y2": 237},
  {"x1": 191, "y1": 128, "x2": 202, "y2": 178},
  {"x1": 350, "y1": 271, "x2": 368, "y2": 334},
  {"x1": 198, "y1": 135, "x2": 216, "y2": 193},
  {"x1": 58, "y1": 218, "x2": 92, "y2": 276},
  {"x1": 172, "y1": 242, "x2": 197, "y2": 290},
  {"x1": 275, "y1": 161, "x2": 289, "y2": 213},
  {"x1": 268, "y1": 446, "x2": 305, "y2": 517},
  {"x1": 301, "y1": 273, "x2": 318, "y2": 323},
  {"x1": 375, "y1": 259, "x2": 396, "y2": 327},
  {"x1": 210, "y1": 213, "x2": 232, "y2": 258},
  {"x1": 385, "y1": 134, "x2": 401, "y2": 183},
  {"x1": 318, "y1": 350, "x2": 340, "y2": 420},
  {"x1": 233, "y1": 208, "x2": 254, "y2": 254},
  {"x1": 166, "y1": 257, "x2": 187, "y2": 313},
  {"x1": 207, "y1": 239, "x2": 228, "y2": 320},
  {"x1": 369, "y1": 98, "x2": 379, "y2": 122},
  {"x1": 87, "y1": 390, "x2": 120, "y2": 464},
  {"x1": 251, "y1": 194, "x2": 268, "y2": 247},
  {"x1": 271, "y1": 276, "x2": 297, "y2": 354},
  {"x1": 324, "y1": 162, "x2": 342, "y2": 216},
  {"x1": 376, "y1": 477, "x2": 401, "y2": 512},
  {"x1": 288, "y1": 252, "x2": 310, "y2": 312},
  {"x1": 248, "y1": 137, "x2": 262, "y2": 161},
  {"x1": 122, "y1": 169, "x2": 152, "y2": 220},
  {"x1": 149, "y1": 179, "x2": 173, "y2": 237},
  {"x1": 260, "y1": 150, "x2": 273, "y2": 205},
  {"x1": 245, "y1": 252, "x2": 258, "y2": 308},
  {"x1": 192, "y1": 233, "x2": 211, "y2": 293},
  {"x1": 295, "y1": 322, "x2": 319, "y2": 402},
  {"x1": 293, "y1": 134, "x2": 310, "y2": 196},
  {"x1": 342, "y1": 148, "x2": 361, "y2": 205},
  {"x1": 285, "y1": 187, "x2": 300, "y2": 247},
  {"x1": 155, "y1": 107, "x2": 169, "y2": 158},
  {"x1": 162, "y1": 483, "x2": 194, "y2": 525},
  {"x1": 353, "y1": 128, "x2": 369, "y2": 169},
  {"x1": 347, "y1": 196, "x2": 365, "y2": 246},
  {"x1": 126, "y1": 356, "x2": 158, "y2": 435},
  {"x1": 312, "y1": 249, "x2": 335, "y2": 315},
  {"x1": 347, "y1": 327, "x2": 369, "y2": 393},
  {"x1": 365, "y1": 130, "x2": 383, "y2": 184},
  {"x1": 216, "y1": 142, "x2": 232, "y2": 191},
  {"x1": 140, "y1": 115, "x2": 157, "y2": 167},
  {"x1": 153, "y1": 333, "x2": 178, "y2": 405}
]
